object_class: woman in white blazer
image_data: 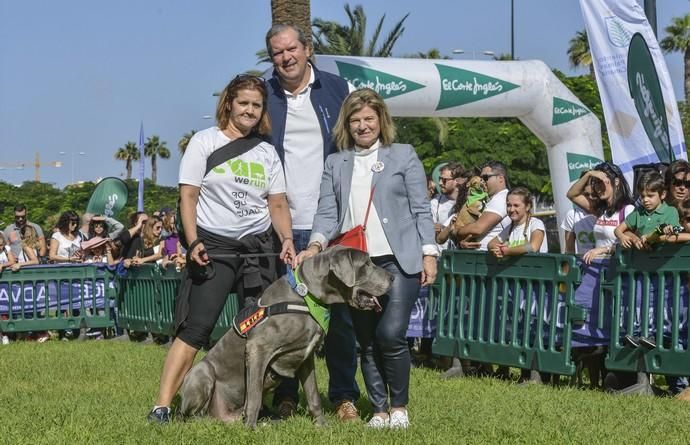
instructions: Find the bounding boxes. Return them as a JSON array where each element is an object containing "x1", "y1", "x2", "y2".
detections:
[{"x1": 296, "y1": 88, "x2": 437, "y2": 428}]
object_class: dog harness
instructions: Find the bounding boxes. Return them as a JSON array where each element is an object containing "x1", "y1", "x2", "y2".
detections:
[{"x1": 232, "y1": 266, "x2": 330, "y2": 337}]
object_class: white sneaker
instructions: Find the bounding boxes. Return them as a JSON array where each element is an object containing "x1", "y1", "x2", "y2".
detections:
[
  {"x1": 389, "y1": 410, "x2": 410, "y2": 429},
  {"x1": 1, "y1": 335, "x2": 9, "y2": 345},
  {"x1": 366, "y1": 415, "x2": 389, "y2": 429}
]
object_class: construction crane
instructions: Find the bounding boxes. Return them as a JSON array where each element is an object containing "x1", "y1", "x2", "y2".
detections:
[{"x1": 0, "y1": 152, "x2": 62, "y2": 182}]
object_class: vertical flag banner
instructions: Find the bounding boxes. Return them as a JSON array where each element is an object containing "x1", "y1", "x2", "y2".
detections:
[
  {"x1": 579, "y1": 0, "x2": 686, "y2": 187},
  {"x1": 137, "y1": 122, "x2": 145, "y2": 212},
  {"x1": 86, "y1": 177, "x2": 129, "y2": 217}
]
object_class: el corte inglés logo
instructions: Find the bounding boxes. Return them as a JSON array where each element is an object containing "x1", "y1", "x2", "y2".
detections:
[
  {"x1": 566, "y1": 152, "x2": 603, "y2": 182},
  {"x1": 552, "y1": 97, "x2": 591, "y2": 125},
  {"x1": 435, "y1": 64, "x2": 519, "y2": 110},
  {"x1": 335, "y1": 61, "x2": 425, "y2": 99}
]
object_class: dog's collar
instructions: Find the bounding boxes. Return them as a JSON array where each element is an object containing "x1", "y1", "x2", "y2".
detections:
[{"x1": 287, "y1": 266, "x2": 330, "y2": 333}]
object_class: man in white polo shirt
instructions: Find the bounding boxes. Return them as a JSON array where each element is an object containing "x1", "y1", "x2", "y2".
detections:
[
  {"x1": 455, "y1": 161, "x2": 510, "y2": 251},
  {"x1": 265, "y1": 23, "x2": 359, "y2": 422}
]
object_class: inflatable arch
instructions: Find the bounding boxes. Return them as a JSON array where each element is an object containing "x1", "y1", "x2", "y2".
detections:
[{"x1": 315, "y1": 55, "x2": 605, "y2": 248}]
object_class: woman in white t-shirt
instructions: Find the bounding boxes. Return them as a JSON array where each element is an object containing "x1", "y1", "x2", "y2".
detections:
[
  {"x1": 567, "y1": 161, "x2": 633, "y2": 350},
  {"x1": 0, "y1": 232, "x2": 17, "y2": 272},
  {"x1": 49, "y1": 211, "x2": 83, "y2": 263},
  {"x1": 148, "y1": 74, "x2": 295, "y2": 423},
  {"x1": 489, "y1": 187, "x2": 547, "y2": 257},
  {"x1": 11, "y1": 225, "x2": 40, "y2": 270}
]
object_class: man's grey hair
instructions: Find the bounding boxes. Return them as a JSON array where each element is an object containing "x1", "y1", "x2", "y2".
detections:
[{"x1": 265, "y1": 23, "x2": 309, "y2": 59}]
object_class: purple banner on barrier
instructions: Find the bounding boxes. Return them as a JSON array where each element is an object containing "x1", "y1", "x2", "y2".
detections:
[{"x1": 0, "y1": 280, "x2": 108, "y2": 315}]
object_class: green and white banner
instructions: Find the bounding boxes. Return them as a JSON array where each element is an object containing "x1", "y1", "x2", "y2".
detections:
[
  {"x1": 580, "y1": 0, "x2": 686, "y2": 186},
  {"x1": 86, "y1": 177, "x2": 129, "y2": 217}
]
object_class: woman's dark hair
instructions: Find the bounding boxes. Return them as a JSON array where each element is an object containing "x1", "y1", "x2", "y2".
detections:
[
  {"x1": 591, "y1": 161, "x2": 632, "y2": 217},
  {"x1": 665, "y1": 159, "x2": 690, "y2": 205},
  {"x1": 56, "y1": 210, "x2": 80, "y2": 236},
  {"x1": 88, "y1": 215, "x2": 108, "y2": 239}
]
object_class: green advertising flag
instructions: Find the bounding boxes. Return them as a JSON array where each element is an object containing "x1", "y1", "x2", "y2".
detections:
[
  {"x1": 566, "y1": 152, "x2": 603, "y2": 182},
  {"x1": 627, "y1": 32, "x2": 674, "y2": 163},
  {"x1": 86, "y1": 177, "x2": 129, "y2": 217}
]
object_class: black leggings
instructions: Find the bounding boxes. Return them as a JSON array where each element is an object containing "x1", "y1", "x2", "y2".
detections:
[{"x1": 176, "y1": 255, "x2": 272, "y2": 350}]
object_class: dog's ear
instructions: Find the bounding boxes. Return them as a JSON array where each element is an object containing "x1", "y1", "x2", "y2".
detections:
[{"x1": 329, "y1": 247, "x2": 368, "y2": 287}]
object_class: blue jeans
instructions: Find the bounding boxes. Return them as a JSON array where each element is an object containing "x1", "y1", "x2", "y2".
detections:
[{"x1": 273, "y1": 229, "x2": 360, "y2": 405}]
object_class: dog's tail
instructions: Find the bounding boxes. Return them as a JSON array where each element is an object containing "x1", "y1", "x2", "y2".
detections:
[{"x1": 179, "y1": 361, "x2": 215, "y2": 419}]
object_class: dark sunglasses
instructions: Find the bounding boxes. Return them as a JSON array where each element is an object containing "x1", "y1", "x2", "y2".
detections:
[
  {"x1": 672, "y1": 178, "x2": 690, "y2": 188},
  {"x1": 439, "y1": 177, "x2": 454, "y2": 184},
  {"x1": 583, "y1": 192, "x2": 598, "y2": 200},
  {"x1": 92, "y1": 221, "x2": 106, "y2": 227},
  {"x1": 14, "y1": 215, "x2": 26, "y2": 220},
  {"x1": 481, "y1": 173, "x2": 499, "y2": 182}
]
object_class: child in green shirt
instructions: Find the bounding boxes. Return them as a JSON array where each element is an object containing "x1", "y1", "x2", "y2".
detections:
[{"x1": 614, "y1": 171, "x2": 679, "y2": 249}]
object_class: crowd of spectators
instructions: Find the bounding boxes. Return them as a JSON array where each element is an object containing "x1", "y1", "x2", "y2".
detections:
[
  {"x1": 413, "y1": 158, "x2": 690, "y2": 393},
  {"x1": 0, "y1": 204, "x2": 185, "y2": 344}
]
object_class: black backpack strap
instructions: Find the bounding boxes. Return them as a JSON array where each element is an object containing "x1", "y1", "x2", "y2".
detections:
[{"x1": 205, "y1": 134, "x2": 263, "y2": 176}]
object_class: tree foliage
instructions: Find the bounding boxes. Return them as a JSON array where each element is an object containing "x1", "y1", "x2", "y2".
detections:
[{"x1": 0, "y1": 180, "x2": 178, "y2": 236}]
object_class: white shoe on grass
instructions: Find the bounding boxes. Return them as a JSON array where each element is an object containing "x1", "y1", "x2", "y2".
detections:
[
  {"x1": 389, "y1": 410, "x2": 410, "y2": 429},
  {"x1": 366, "y1": 415, "x2": 389, "y2": 429},
  {"x1": 1, "y1": 335, "x2": 9, "y2": 345}
]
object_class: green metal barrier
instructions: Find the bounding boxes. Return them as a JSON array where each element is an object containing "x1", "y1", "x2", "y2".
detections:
[
  {"x1": 432, "y1": 250, "x2": 584, "y2": 375},
  {"x1": 115, "y1": 264, "x2": 239, "y2": 341},
  {"x1": 0, "y1": 264, "x2": 116, "y2": 333},
  {"x1": 603, "y1": 244, "x2": 690, "y2": 376}
]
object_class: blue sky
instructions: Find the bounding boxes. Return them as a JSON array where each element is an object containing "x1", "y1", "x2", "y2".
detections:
[{"x1": 0, "y1": 0, "x2": 687, "y2": 189}]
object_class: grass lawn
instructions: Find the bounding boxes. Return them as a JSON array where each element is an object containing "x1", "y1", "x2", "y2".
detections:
[{"x1": 0, "y1": 341, "x2": 688, "y2": 445}]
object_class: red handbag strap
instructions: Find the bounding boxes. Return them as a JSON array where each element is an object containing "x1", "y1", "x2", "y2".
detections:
[{"x1": 363, "y1": 187, "x2": 375, "y2": 228}]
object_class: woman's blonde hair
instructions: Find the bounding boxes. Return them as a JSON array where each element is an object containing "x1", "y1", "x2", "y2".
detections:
[
  {"x1": 21, "y1": 225, "x2": 39, "y2": 250},
  {"x1": 332, "y1": 88, "x2": 395, "y2": 150},
  {"x1": 142, "y1": 216, "x2": 162, "y2": 249},
  {"x1": 215, "y1": 75, "x2": 271, "y2": 136}
]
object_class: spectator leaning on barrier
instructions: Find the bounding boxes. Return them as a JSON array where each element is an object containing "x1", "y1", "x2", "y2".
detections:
[
  {"x1": 11, "y1": 225, "x2": 40, "y2": 270},
  {"x1": 49, "y1": 211, "x2": 83, "y2": 264},
  {"x1": 264, "y1": 23, "x2": 360, "y2": 421},
  {"x1": 665, "y1": 159, "x2": 690, "y2": 210},
  {"x1": 568, "y1": 162, "x2": 633, "y2": 356},
  {"x1": 454, "y1": 161, "x2": 511, "y2": 251},
  {"x1": 3, "y1": 204, "x2": 47, "y2": 260},
  {"x1": 614, "y1": 171, "x2": 679, "y2": 250},
  {"x1": 0, "y1": 232, "x2": 17, "y2": 273},
  {"x1": 488, "y1": 186, "x2": 547, "y2": 257}
]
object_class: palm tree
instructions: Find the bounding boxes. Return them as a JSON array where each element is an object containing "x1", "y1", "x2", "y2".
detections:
[
  {"x1": 178, "y1": 130, "x2": 197, "y2": 155},
  {"x1": 312, "y1": 4, "x2": 409, "y2": 57},
  {"x1": 660, "y1": 13, "x2": 690, "y2": 104},
  {"x1": 144, "y1": 135, "x2": 170, "y2": 184},
  {"x1": 271, "y1": 0, "x2": 312, "y2": 47},
  {"x1": 114, "y1": 141, "x2": 140, "y2": 180},
  {"x1": 567, "y1": 30, "x2": 594, "y2": 77}
]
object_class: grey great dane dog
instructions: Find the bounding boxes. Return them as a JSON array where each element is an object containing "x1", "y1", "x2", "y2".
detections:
[{"x1": 178, "y1": 247, "x2": 393, "y2": 427}]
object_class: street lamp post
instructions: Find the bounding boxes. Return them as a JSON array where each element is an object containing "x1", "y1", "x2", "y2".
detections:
[
  {"x1": 511, "y1": 0, "x2": 515, "y2": 59},
  {"x1": 59, "y1": 151, "x2": 86, "y2": 185},
  {"x1": 452, "y1": 49, "x2": 495, "y2": 59}
]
